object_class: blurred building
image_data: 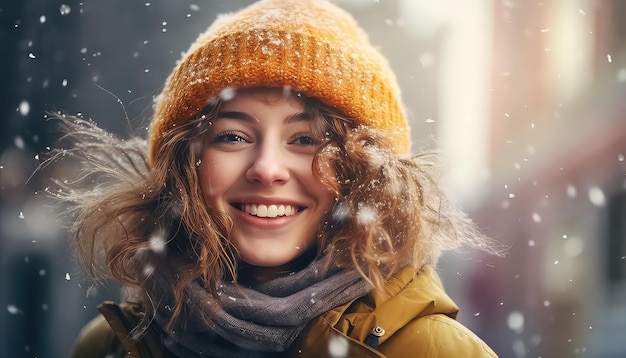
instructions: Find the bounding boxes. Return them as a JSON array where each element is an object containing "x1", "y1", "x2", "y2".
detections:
[
  {"x1": 470, "y1": 1, "x2": 626, "y2": 357},
  {"x1": 339, "y1": 1, "x2": 625, "y2": 357},
  {"x1": 347, "y1": 1, "x2": 626, "y2": 355}
]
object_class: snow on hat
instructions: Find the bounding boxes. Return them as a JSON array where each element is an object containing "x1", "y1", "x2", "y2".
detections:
[{"x1": 149, "y1": 0, "x2": 410, "y2": 164}]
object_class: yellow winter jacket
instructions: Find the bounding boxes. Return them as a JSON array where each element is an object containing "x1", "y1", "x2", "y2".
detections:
[{"x1": 72, "y1": 265, "x2": 497, "y2": 357}]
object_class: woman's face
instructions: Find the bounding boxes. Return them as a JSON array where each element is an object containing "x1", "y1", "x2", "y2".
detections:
[{"x1": 199, "y1": 88, "x2": 334, "y2": 267}]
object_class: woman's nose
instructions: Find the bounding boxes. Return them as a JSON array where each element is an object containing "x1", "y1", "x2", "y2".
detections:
[{"x1": 245, "y1": 143, "x2": 290, "y2": 186}]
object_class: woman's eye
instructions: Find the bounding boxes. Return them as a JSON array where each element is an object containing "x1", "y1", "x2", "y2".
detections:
[
  {"x1": 291, "y1": 135, "x2": 319, "y2": 146},
  {"x1": 215, "y1": 132, "x2": 247, "y2": 143}
]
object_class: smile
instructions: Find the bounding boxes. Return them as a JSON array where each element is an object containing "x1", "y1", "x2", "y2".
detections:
[{"x1": 237, "y1": 203, "x2": 302, "y2": 218}]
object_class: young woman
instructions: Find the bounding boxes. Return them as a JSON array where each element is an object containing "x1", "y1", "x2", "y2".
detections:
[{"x1": 58, "y1": 0, "x2": 498, "y2": 356}]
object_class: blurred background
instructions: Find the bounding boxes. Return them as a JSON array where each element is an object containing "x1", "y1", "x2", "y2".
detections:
[{"x1": 1, "y1": 0, "x2": 625, "y2": 357}]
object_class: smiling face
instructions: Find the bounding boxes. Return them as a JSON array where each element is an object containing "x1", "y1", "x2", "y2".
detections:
[{"x1": 198, "y1": 88, "x2": 335, "y2": 267}]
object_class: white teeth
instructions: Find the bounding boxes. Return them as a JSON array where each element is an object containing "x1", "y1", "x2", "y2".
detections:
[{"x1": 243, "y1": 204, "x2": 297, "y2": 218}]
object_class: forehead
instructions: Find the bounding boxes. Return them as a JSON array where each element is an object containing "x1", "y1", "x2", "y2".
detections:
[{"x1": 221, "y1": 87, "x2": 306, "y2": 108}]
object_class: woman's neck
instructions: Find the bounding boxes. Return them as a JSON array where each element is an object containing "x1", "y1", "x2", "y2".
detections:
[{"x1": 237, "y1": 248, "x2": 317, "y2": 286}]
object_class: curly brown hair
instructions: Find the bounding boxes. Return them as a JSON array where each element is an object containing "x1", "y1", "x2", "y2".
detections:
[{"x1": 50, "y1": 89, "x2": 492, "y2": 330}]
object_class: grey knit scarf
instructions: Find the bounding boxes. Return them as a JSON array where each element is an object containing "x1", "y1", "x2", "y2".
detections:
[{"x1": 149, "y1": 255, "x2": 372, "y2": 357}]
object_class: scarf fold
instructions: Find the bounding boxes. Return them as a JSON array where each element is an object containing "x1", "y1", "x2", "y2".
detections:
[{"x1": 145, "y1": 254, "x2": 372, "y2": 357}]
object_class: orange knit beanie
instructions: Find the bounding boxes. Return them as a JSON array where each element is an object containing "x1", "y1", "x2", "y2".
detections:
[{"x1": 149, "y1": 0, "x2": 410, "y2": 164}]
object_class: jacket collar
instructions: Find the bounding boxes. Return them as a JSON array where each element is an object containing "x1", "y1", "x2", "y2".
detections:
[{"x1": 321, "y1": 264, "x2": 459, "y2": 346}]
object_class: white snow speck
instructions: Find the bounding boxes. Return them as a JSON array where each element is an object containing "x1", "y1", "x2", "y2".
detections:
[
  {"x1": 59, "y1": 4, "x2": 71, "y2": 15},
  {"x1": 328, "y1": 334, "x2": 349, "y2": 358},
  {"x1": 219, "y1": 88, "x2": 236, "y2": 101},
  {"x1": 65, "y1": 273, "x2": 71, "y2": 281},
  {"x1": 566, "y1": 185, "x2": 577, "y2": 198},
  {"x1": 150, "y1": 234, "x2": 166, "y2": 253},
  {"x1": 357, "y1": 205, "x2": 376, "y2": 226},
  {"x1": 531, "y1": 212, "x2": 541, "y2": 223},
  {"x1": 14, "y1": 136, "x2": 25, "y2": 149},
  {"x1": 19, "y1": 101, "x2": 30, "y2": 116},
  {"x1": 143, "y1": 264, "x2": 155, "y2": 277},
  {"x1": 7, "y1": 305, "x2": 21, "y2": 315},
  {"x1": 507, "y1": 311, "x2": 524, "y2": 332},
  {"x1": 588, "y1": 186, "x2": 605, "y2": 206},
  {"x1": 331, "y1": 203, "x2": 349, "y2": 223}
]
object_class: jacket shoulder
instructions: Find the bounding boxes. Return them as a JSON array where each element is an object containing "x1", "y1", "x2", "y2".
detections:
[
  {"x1": 380, "y1": 313, "x2": 497, "y2": 357},
  {"x1": 70, "y1": 301, "x2": 166, "y2": 358},
  {"x1": 71, "y1": 313, "x2": 123, "y2": 358}
]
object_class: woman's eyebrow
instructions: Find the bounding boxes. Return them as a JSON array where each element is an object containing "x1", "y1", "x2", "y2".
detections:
[
  {"x1": 216, "y1": 111, "x2": 310, "y2": 123},
  {"x1": 217, "y1": 111, "x2": 256, "y2": 122},
  {"x1": 285, "y1": 112, "x2": 310, "y2": 124}
]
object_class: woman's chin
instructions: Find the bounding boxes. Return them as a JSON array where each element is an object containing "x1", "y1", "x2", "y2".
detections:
[{"x1": 238, "y1": 251, "x2": 300, "y2": 268}]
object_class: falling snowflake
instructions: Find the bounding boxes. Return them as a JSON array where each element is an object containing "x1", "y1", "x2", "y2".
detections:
[
  {"x1": 531, "y1": 212, "x2": 541, "y2": 223},
  {"x1": 507, "y1": 311, "x2": 524, "y2": 333},
  {"x1": 566, "y1": 185, "x2": 577, "y2": 198},
  {"x1": 328, "y1": 334, "x2": 349, "y2": 358},
  {"x1": 220, "y1": 88, "x2": 236, "y2": 101},
  {"x1": 59, "y1": 4, "x2": 71, "y2": 15},
  {"x1": 356, "y1": 205, "x2": 376, "y2": 225},
  {"x1": 19, "y1": 100, "x2": 30, "y2": 116},
  {"x1": 7, "y1": 305, "x2": 21, "y2": 315},
  {"x1": 588, "y1": 186, "x2": 606, "y2": 206},
  {"x1": 150, "y1": 234, "x2": 166, "y2": 253}
]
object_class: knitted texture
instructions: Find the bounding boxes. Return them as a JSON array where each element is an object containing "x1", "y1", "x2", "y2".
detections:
[{"x1": 149, "y1": 0, "x2": 410, "y2": 163}]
